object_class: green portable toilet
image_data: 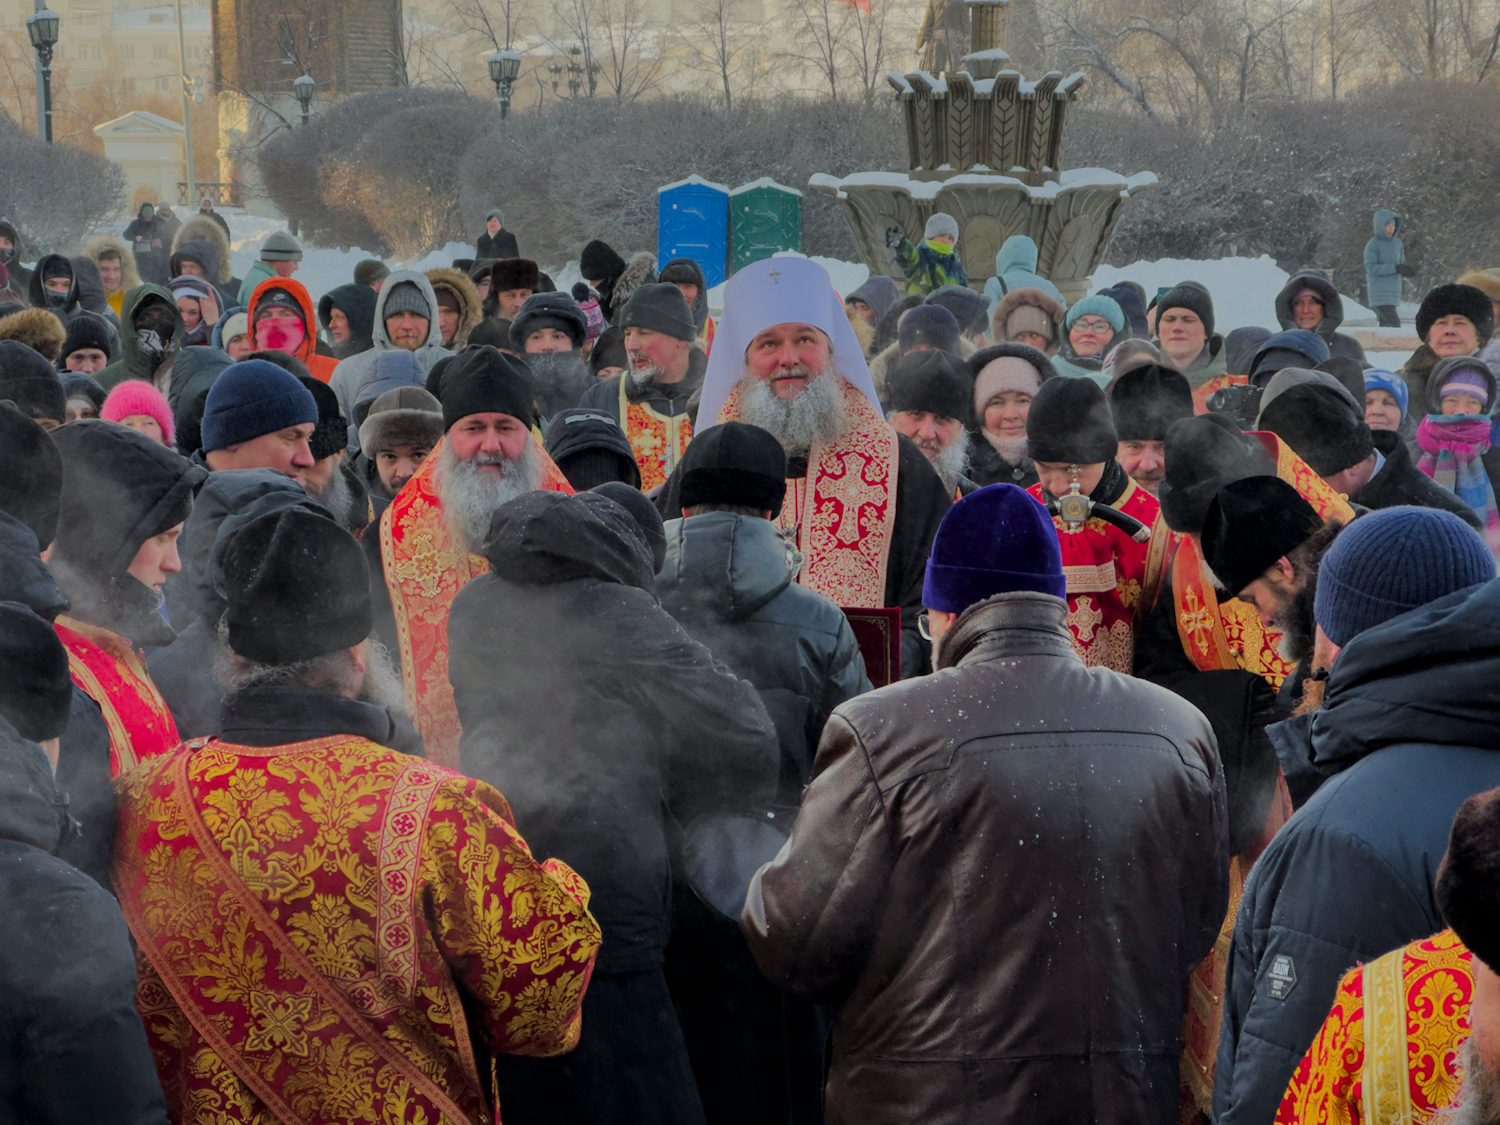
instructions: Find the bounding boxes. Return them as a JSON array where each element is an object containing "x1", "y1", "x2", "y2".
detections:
[{"x1": 730, "y1": 178, "x2": 802, "y2": 273}]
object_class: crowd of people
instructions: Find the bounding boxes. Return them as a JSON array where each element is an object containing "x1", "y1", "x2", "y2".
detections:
[{"x1": 2, "y1": 196, "x2": 1500, "y2": 1125}]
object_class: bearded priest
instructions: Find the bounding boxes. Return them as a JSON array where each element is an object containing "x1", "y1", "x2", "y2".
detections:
[{"x1": 660, "y1": 257, "x2": 950, "y2": 678}]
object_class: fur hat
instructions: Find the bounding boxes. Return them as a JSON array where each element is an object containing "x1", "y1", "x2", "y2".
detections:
[
  {"x1": 1436, "y1": 786, "x2": 1500, "y2": 974},
  {"x1": 101, "y1": 379, "x2": 175, "y2": 447},
  {"x1": 922, "y1": 483, "x2": 1066, "y2": 612},
  {"x1": 0, "y1": 308, "x2": 66, "y2": 364},
  {"x1": 1201, "y1": 476, "x2": 1325, "y2": 596},
  {"x1": 1109, "y1": 363, "x2": 1193, "y2": 441},
  {"x1": 491, "y1": 258, "x2": 541, "y2": 294},
  {"x1": 993, "y1": 287, "x2": 1065, "y2": 352},
  {"x1": 359, "y1": 386, "x2": 443, "y2": 456},
  {"x1": 1025, "y1": 375, "x2": 1117, "y2": 465},
  {"x1": 1158, "y1": 415, "x2": 1277, "y2": 535},
  {"x1": 219, "y1": 506, "x2": 371, "y2": 665},
  {"x1": 1455, "y1": 269, "x2": 1500, "y2": 304},
  {"x1": 1258, "y1": 383, "x2": 1374, "y2": 477},
  {"x1": 887, "y1": 349, "x2": 972, "y2": 424},
  {"x1": 1416, "y1": 283, "x2": 1495, "y2": 345}
]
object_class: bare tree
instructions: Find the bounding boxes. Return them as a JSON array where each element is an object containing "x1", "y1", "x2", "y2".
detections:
[
  {"x1": 674, "y1": 0, "x2": 757, "y2": 108},
  {"x1": 842, "y1": 0, "x2": 895, "y2": 104},
  {"x1": 779, "y1": 0, "x2": 851, "y2": 99}
]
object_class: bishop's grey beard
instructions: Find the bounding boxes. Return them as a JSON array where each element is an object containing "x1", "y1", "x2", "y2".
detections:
[
  {"x1": 737, "y1": 369, "x2": 848, "y2": 457},
  {"x1": 1436, "y1": 1040, "x2": 1500, "y2": 1125},
  {"x1": 981, "y1": 429, "x2": 1030, "y2": 467},
  {"x1": 438, "y1": 439, "x2": 544, "y2": 552}
]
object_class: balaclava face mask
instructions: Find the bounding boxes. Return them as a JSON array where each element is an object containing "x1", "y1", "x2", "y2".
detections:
[
  {"x1": 133, "y1": 300, "x2": 176, "y2": 371},
  {"x1": 43, "y1": 265, "x2": 72, "y2": 310}
]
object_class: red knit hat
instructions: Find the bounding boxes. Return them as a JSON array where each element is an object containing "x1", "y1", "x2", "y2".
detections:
[{"x1": 101, "y1": 379, "x2": 175, "y2": 447}]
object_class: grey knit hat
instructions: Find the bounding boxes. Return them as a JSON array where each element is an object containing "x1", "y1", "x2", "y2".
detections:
[
  {"x1": 381, "y1": 281, "x2": 431, "y2": 321},
  {"x1": 353, "y1": 259, "x2": 389, "y2": 287},
  {"x1": 924, "y1": 213, "x2": 959, "y2": 242},
  {"x1": 619, "y1": 283, "x2": 697, "y2": 342},
  {"x1": 259, "y1": 230, "x2": 303, "y2": 263}
]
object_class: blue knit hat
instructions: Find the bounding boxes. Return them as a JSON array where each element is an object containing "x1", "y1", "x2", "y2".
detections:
[
  {"x1": 200, "y1": 359, "x2": 319, "y2": 452},
  {"x1": 898, "y1": 304, "x2": 961, "y2": 355},
  {"x1": 1363, "y1": 368, "x2": 1408, "y2": 421},
  {"x1": 923, "y1": 483, "x2": 1066, "y2": 612},
  {"x1": 1315, "y1": 506, "x2": 1494, "y2": 647},
  {"x1": 1065, "y1": 294, "x2": 1125, "y2": 335}
]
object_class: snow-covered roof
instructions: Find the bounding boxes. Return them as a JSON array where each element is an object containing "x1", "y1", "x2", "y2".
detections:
[
  {"x1": 729, "y1": 177, "x2": 802, "y2": 197},
  {"x1": 94, "y1": 110, "x2": 184, "y2": 135},
  {"x1": 809, "y1": 167, "x2": 1156, "y2": 202},
  {"x1": 657, "y1": 174, "x2": 730, "y2": 195}
]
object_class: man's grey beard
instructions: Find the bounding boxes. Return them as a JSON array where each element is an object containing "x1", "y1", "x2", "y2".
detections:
[
  {"x1": 626, "y1": 359, "x2": 665, "y2": 391},
  {"x1": 921, "y1": 433, "x2": 970, "y2": 492},
  {"x1": 738, "y1": 368, "x2": 848, "y2": 457},
  {"x1": 216, "y1": 631, "x2": 404, "y2": 714},
  {"x1": 981, "y1": 429, "x2": 1030, "y2": 466},
  {"x1": 1437, "y1": 1039, "x2": 1500, "y2": 1125},
  {"x1": 308, "y1": 460, "x2": 353, "y2": 523},
  {"x1": 437, "y1": 439, "x2": 543, "y2": 552}
]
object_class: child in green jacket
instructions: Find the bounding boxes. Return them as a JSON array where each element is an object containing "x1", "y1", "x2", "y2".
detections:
[{"x1": 886, "y1": 213, "x2": 967, "y2": 297}]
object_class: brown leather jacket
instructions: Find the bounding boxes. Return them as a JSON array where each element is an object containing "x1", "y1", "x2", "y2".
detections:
[{"x1": 742, "y1": 591, "x2": 1230, "y2": 1125}]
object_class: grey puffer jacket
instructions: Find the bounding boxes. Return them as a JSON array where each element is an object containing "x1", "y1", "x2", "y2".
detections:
[
  {"x1": 656, "y1": 512, "x2": 871, "y2": 806},
  {"x1": 743, "y1": 591, "x2": 1229, "y2": 1125}
]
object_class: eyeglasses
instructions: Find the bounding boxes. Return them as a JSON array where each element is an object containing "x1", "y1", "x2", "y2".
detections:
[
  {"x1": 918, "y1": 611, "x2": 933, "y2": 641},
  {"x1": 1072, "y1": 317, "x2": 1112, "y2": 334}
]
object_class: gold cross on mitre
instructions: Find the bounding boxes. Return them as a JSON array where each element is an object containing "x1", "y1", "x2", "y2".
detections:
[{"x1": 767, "y1": 266, "x2": 782, "y2": 284}]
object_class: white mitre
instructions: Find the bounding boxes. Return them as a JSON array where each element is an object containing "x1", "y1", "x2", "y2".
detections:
[{"x1": 695, "y1": 256, "x2": 884, "y2": 428}]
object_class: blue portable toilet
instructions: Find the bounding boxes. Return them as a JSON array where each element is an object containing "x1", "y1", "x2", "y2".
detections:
[{"x1": 657, "y1": 175, "x2": 730, "y2": 287}]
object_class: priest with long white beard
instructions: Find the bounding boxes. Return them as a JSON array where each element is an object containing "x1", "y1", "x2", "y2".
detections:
[
  {"x1": 363, "y1": 345, "x2": 574, "y2": 766},
  {"x1": 662, "y1": 257, "x2": 950, "y2": 677}
]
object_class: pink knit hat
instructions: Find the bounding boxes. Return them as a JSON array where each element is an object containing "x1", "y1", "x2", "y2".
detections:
[
  {"x1": 572, "y1": 282, "x2": 607, "y2": 341},
  {"x1": 101, "y1": 379, "x2": 175, "y2": 446}
]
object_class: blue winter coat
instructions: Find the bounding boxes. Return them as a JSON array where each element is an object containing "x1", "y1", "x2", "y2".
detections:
[
  {"x1": 1364, "y1": 208, "x2": 1405, "y2": 308},
  {"x1": 982, "y1": 235, "x2": 1064, "y2": 315},
  {"x1": 1214, "y1": 577, "x2": 1500, "y2": 1125}
]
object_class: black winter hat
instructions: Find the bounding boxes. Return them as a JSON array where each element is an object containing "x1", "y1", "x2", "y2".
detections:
[
  {"x1": 58, "y1": 315, "x2": 116, "y2": 365},
  {"x1": 220, "y1": 506, "x2": 371, "y2": 665},
  {"x1": 926, "y1": 284, "x2": 988, "y2": 335},
  {"x1": 1417, "y1": 283, "x2": 1495, "y2": 345},
  {"x1": 1025, "y1": 376, "x2": 1118, "y2": 465},
  {"x1": 1258, "y1": 383, "x2": 1374, "y2": 477},
  {"x1": 619, "y1": 283, "x2": 697, "y2": 342},
  {"x1": 0, "y1": 340, "x2": 66, "y2": 424},
  {"x1": 590, "y1": 326, "x2": 628, "y2": 376},
  {"x1": 1223, "y1": 326, "x2": 1272, "y2": 377},
  {"x1": 678, "y1": 422, "x2": 788, "y2": 518},
  {"x1": 295, "y1": 374, "x2": 349, "y2": 461},
  {"x1": 1158, "y1": 414, "x2": 1277, "y2": 535},
  {"x1": 61, "y1": 373, "x2": 106, "y2": 411},
  {"x1": 465, "y1": 319, "x2": 510, "y2": 352},
  {"x1": 50, "y1": 419, "x2": 207, "y2": 580},
  {"x1": 544, "y1": 407, "x2": 640, "y2": 491},
  {"x1": 581, "y1": 240, "x2": 627, "y2": 283},
  {"x1": 0, "y1": 601, "x2": 72, "y2": 741},
  {"x1": 886, "y1": 349, "x2": 972, "y2": 423},
  {"x1": 1436, "y1": 787, "x2": 1500, "y2": 974},
  {"x1": 1201, "y1": 476, "x2": 1325, "y2": 595},
  {"x1": 1156, "y1": 281, "x2": 1215, "y2": 338},
  {"x1": 1109, "y1": 363, "x2": 1193, "y2": 441},
  {"x1": 0, "y1": 401, "x2": 62, "y2": 548},
  {"x1": 490, "y1": 258, "x2": 540, "y2": 294},
  {"x1": 592, "y1": 480, "x2": 666, "y2": 573},
  {"x1": 897, "y1": 305, "x2": 961, "y2": 355},
  {"x1": 440, "y1": 345, "x2": 535, "y2": 431},
  {"x1": 510, "y1": 292, "x2": 587, "y2": 351}
]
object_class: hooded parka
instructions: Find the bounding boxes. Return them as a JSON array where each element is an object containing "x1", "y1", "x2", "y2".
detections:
[
  {"x1": 95, "y1": 284, "x2": 183, "y2": 391},
  {"x1": 1273, "y1": 269, "x2": 1369, "y2": 366},
  {"x1": 1364, "y1": 209, "x2": 1406, "y2": 310},
  {"x1": 328, "y1": 269, "x2": 452, "y2": 420}
]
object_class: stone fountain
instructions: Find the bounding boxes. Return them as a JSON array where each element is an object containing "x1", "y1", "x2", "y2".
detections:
[{"x1": 809, "y1": 0, "x2": 1155, "y2": 304}]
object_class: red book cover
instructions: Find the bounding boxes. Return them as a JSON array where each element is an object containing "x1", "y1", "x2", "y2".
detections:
[{"x1": 842, "y1": 607, "x2": 901, "y2": 689}]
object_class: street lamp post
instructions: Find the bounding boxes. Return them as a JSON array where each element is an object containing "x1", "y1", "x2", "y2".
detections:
[
  {"x1": 292, "y1": 74, "x2": 315, "y2": 126},
  {"x1": 487, "y1": 48, "x2": 521, "y2": 119},
  {"x1": 567, "y1": 46, "x2": 583, "y2": 97},
  {"x1": 26, "y1": 7, "x2": 59, "y2": 143}
]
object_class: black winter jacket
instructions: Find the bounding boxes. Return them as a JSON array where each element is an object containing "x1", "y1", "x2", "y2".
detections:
[
  {"x1": 1216, "y1": 578, "x2": 1500, "y2": 1124},
  {"x1": 0, "y1": 714, "x2": 165, "y2": 1125},
  {"x1": 449, "y1": 490, "x2": 778, "y2": 973},
  {"x1": 656, "y1": 512, "x2": 871, "y2": 806},
  {"x1": 743, "y1": 592, "x2": 1228, "y2": 1125},
  {"x1": 476, "y1": 228, "x2": 519, "y2": 261}
]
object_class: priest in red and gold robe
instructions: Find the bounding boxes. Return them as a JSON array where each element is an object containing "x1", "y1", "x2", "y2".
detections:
[
  {"x1": 1021, "y1": 375, "x2": 1161, "y2": 674},
  {"x1": 663, "y1": 256, "x2": 951, "y2": 679},
  {"x1": 364, "y1": 345, "x2": 573, "y2": 769},
  {"x1": 45, "y1": 418, "x2": 206, "y2": 884},
  {"x1": 116, "y1": 505, "x2": 601, "y2": 1124}
]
